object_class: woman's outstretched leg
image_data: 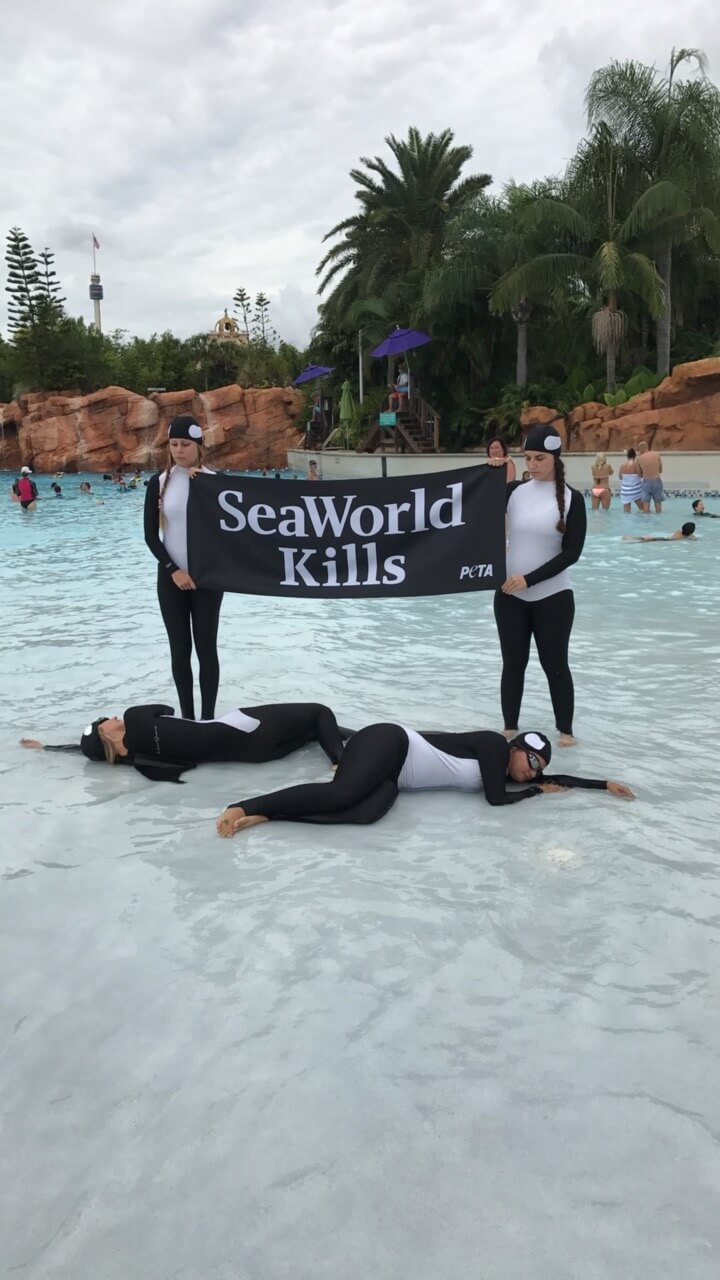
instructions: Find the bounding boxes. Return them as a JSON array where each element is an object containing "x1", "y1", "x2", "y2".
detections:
[{"x1": 217, "y1": 724, "x2": 408, "y2": 834}]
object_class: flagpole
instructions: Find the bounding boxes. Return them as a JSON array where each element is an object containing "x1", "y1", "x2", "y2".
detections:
[{"x1": 358, "y1": 328, "x2": 364, "y2": 405}]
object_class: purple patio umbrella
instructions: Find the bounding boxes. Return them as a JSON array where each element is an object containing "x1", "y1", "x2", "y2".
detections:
[
  {"x1": 370, "y1": 327, "x2": 431, "y2": 359},
  {"x1": 293, "y1": 364, "x2": 335, "y2": 386}
]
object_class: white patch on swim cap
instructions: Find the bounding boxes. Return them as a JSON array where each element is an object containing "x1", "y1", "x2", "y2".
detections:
[
  {"x1": 188, "y1": 423, "x2": 203, "y2": 439},
  {"x1": 544, "y1": 435, "x2": 561, "y2": 451},
  {"x1": 525, "y1": 733, "x2": 546, "y2": 751},
  {"x1": 83, "y1": 725, "x2": 93, "y2": 737}
]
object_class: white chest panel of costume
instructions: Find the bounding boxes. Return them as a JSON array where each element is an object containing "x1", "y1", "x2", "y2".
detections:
[
  {"x1": 398, "y1": 728, "x2": 481, "y2": 792},
  {"x1": 506, "y1": 480, "x2": 573, "y2": 602},
  {"x1": 161, "y1": 467, "x2": 191, "y2": 571},
  {"x1": 166, "y1": 708, "x2": 262, "y2": 733},
  {"x1": 161, "y1": 466, "x2": 214, "y2": 573}
]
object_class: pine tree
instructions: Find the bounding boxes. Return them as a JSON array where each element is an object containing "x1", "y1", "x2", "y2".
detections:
[
  {"x1": 5, "y1": 227, "x2": 41, "y2": 333},
  {"x1": 253, "y1": 292, "x2": 271, "y2": 345},
  {"x1": 233, "y1": 286, "x2": 252, "y2": 341},
  {"x1": 36, "y1": 247, "x2": 66, "y2": 322}
]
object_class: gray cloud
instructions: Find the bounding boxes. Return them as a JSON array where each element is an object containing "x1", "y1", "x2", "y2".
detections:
[{"x1": 1, "y1": 0, "x2": 718, "y2": 351}]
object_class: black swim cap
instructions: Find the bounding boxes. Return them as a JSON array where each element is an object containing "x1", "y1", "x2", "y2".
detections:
[
  {"x1": 168, "y1": 414, "x2": 203, "y2": 442},
  {"x1": 523, "y1": 425, "x2": 562, "y2": 454},
  {"x1": 509, "y1": 731, "x2": 551, "y2": 768},
  {"x1": 80, "y1": 718, "x2": 109, "y2": 761}
]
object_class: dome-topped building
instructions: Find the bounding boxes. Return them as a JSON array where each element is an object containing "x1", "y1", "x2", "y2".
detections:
[{"x1": 210, "y1": 308, "x2": 248, "y2": 345}]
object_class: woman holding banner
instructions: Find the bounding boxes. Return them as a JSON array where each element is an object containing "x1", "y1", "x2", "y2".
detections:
[
  {"x1": 144, "y1": 415, "x2": 224, "y2": 720},
  {"x1": 490, "y1": 424, "x2": 587, "y2": 747}
]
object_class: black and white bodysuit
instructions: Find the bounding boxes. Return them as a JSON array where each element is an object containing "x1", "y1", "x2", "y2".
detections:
[
  {"x1": 231, "y1": 723, "x2": 607, "y2": 825},
  {"x1": 121, "y1": 702, "x2": 345, "y2": 767},
  {"x1": 144, "y1": 468, "x2": 224, "y2": 721},
  {"x1": 494, "y1": 479, "x2": 587, "y2": 735}
]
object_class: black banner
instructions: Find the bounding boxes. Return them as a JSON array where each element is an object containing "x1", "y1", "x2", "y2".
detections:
[{"x1": 187, "y1": 465, "x2": 506, "y2": 598}]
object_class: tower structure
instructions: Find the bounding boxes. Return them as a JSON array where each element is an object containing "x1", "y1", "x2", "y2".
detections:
[{"x1": 89, "y1": 235, "x2": 103, "y2": 331}]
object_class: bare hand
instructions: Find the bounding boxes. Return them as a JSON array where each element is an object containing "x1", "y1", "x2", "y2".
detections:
[
  {"x1": 607, "y1": 781, "x2": 635, "y2": 800},
  {"x1": 501, "y1": 575, "x2": 527, "y2": 594},
  {"x1": 538, "y1": 782, "x2": 569, "y2": 794},
  {"x1": 20, "y1": 738, "x2": 43, "y2": 749},
  {"x1": 187, "y1": 467, "x2": 202, "y2": 479},
  {"x1": 216, "y1": 806, "x2": 245, "y2": 838},
  {"x1": 171, "y1": 569, "x2": 196, "y2": 591},
  {"x1": 486, "y1": 457, "x2": 506, "y2": 468}
]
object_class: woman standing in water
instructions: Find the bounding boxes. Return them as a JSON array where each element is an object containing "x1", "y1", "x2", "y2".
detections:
[
  {"x1": 486, "y1": 435, "x2": 516, "y2": 482},
  {"x1": 144, "y1": 415, "x2": 224, "y2": 720},
  {"x1": 490, "y1": 424, "x2": 587, "y2": 747},
  {"x1": 590, "y1": 452, "x2": 613, "y2": 510}
]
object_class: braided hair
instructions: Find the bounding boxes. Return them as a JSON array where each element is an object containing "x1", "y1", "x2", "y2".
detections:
[
  {"x1": 554, "y1": 455, "x2": 567, "y2": 533},
  {"x1": 158, "y1": 442, "x2": 204, "y2": 530}
]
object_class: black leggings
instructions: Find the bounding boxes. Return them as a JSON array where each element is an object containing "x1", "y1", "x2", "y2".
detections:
[
  {"x1": 157, "y1": 567, "x2": 224, "y2": 720},
  {"x1": 238, "y1": 724, "x2": 410, "y2": 825},
  {"x1": 236, "y1": 704, "x2": 346, "y2": 765},
  {"x1": 494, "y1": 589, "x2": 576, "y2": 735}
]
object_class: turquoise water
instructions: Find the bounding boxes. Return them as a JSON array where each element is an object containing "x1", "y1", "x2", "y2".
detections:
[{"x1": 1, "y1": 472, "x2": 719, "y2": 1279}]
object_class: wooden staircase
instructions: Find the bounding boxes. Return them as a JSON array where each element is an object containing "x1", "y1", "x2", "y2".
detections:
[{"x1": 358, "y1": 391, "x2": 441, "y2": 455}]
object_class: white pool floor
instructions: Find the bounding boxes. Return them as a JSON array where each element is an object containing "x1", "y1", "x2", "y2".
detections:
[{"x1": 1, "y1": 477, "x2": 719, "y2": 1279}]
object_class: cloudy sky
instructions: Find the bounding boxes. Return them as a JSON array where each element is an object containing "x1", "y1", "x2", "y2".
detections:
[{"x1": 3, "y1": 0, "x2": 719, "y2": 349}]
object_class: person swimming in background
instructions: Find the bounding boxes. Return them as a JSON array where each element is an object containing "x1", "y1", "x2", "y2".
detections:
[
  {"x1": 51, "y1": 483, "x2": 63, "y2": 498},
  {"x1": 79, "y1": 481, "x2": 93, "y2": 494},
  {"x1": 692, "y1": 500, "x2": 718, "y2": 518},
  {"x1": 623, "y1": 522, "x2": 697, "y2": 543},
  {"x1": 215, "y1": 726, "x2": 634, "y2": 837}
]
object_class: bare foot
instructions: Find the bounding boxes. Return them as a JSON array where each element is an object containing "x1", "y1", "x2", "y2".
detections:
[
  {"x1": 501, "y1": 728, "x2": 518, "y2": 741},
  {"x1": 232, "y1": 815, "x2": 269, "y2": 834},
  {"x1": 216, "y1": 805, "x2": 247, "y2": 837},
  {"x1": 557, "y1": 734, "x2": 577, "y2": 748}
]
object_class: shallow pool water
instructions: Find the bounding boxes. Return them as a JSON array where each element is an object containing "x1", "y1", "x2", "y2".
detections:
[{"x1": 1, "y1": 473, "x2": 719, "y2": 1279}]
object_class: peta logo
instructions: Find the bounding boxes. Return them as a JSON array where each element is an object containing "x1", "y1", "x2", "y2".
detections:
[{"x1": 459, "y1": 563, "x2": 494, "y2": 580}]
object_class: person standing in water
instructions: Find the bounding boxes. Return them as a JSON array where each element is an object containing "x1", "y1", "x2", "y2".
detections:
[
  {"x1": 489, "y1": 424, "x2": 587, "y2": 747},
  {"x1": 14, "y1": 467, "x2": 39, "y2": 510},
  {"x1": 143, "y1": 415, "x2": 224, "y2": 720},
  {"x1": 590, "y1": 452, "x2": 613, "y2": 509},
  {"x1": 619, "y1": 448, "x2": 643, "y2": 512},
  {"x1": 636, "y1": 441, "x2": 664, "y2": 514},
  {"x1": 486, "y1": 435, "x2": 516, "y2": 482}
]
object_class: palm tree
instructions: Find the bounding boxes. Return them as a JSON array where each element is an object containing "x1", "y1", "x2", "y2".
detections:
[
  {"x1": 490, "y1": 127, "x2": 665, "y2": 392},
  {"x1": 426, "y1": 181, "x2": 572, "y2": 388},
  {"x1": 318, "y1": 127, "x2": 491, "y2": 328},
  {"x1": 586, "y1": 48, "x2": 720, "y2": 375}
]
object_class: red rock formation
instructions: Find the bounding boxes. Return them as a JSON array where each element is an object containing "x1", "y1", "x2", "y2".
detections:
[
  {"x1": 0, "y1": 384, "x2": 305, "y2": 473},
  {"x1": 520, "y1": 357, "x2": 720, "y2": 452}
]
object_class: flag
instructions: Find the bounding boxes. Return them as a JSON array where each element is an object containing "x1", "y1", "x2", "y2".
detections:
[{"x1": 92, "y1": 234, "x2": 100, "y2": 250}]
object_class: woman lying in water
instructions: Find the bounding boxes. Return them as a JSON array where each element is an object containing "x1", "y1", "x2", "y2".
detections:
[
  {"x1": 21, "y1": 702, "x2": 350, "y2": 783},
  {"x1": 216, "y1": 725, "x2": 634, "y2": 836}
]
